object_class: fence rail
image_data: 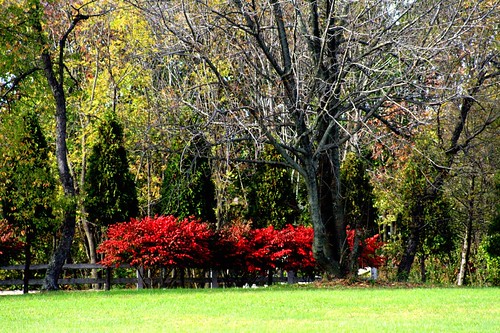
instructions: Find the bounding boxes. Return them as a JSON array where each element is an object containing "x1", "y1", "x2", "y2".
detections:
[
  {"x1": 1, "y1": 264, "x2": 307, "y2": 292},
  {"x1": 0, "y1": 264, "x2": 141, "y2": 291}
]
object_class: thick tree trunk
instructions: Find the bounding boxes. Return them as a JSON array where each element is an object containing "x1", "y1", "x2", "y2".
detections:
[
  {"x1": 43, "y1": 210, "x2": 76, "y2": 290},
  {"x1": 318, "y1": 148, "x2": 346, "y2": 273},
  {"x1": 305, "y1": 160, "x2": 342, "y2": 277},
  {"x1": 41, "y1": 51, "x2": 77, "y2": 291},
  {"x1": 397, "y1": 209, "x2": 422, "y2": 281}
]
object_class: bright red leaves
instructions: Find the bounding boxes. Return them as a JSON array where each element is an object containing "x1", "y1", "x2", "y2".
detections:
[
  {"x1": 98, "y1": 216, "x2": 316, "y2": 274},
  {"x1": 346, "y1": 225, "x2": 386, "y2": 268}
]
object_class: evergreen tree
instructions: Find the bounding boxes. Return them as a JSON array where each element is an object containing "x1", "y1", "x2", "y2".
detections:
[
  {"x1": 157, "y1": 138, "x2": 216, "y2": 223},
  {"x1": 84, "y1": 113, "x2": 139, "y2": 226},
  {"x1": 0, "y1": 110, "x2": 56, "y2": 292},
  {"x1": 244, "y1": 147, "x2": 301, "y2": 229},
  {"x1": 340, "y1": 152, "x2": 378, "y2": 234},
  {"x1": 486, "y1": 173, "x2": 500, "y2": 257},
  {"x1": 395, "y1": 155, "x2": 455, "y2": 281}
]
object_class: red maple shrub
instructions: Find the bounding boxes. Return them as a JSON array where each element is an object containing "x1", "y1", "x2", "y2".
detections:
[
  {"x1": 98, "y1": 215, "x2": 317, "y2": 275},
  {"x1": 346, "y1": 225, "x2": 386, "y2": 268},
  {"x1": 210, "y1": 219, "x2": 253, "y2": 271},
  {"x1": 0, "y1": 220, "x2": 24, "y2": 265},
  {"x1": 246, "y1": 225, "x2": 280, "y2": 273},
  {"x1": 271, "y1": 224, "x2": 316, "y2": 273},
  {"x1": 98, "y1": 215, "x2": 213, "y2": 269}
]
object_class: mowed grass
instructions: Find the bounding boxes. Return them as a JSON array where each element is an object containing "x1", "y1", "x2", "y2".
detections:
[{"x1": 0, "y1": 286, "x2": 499, "y2": 332}]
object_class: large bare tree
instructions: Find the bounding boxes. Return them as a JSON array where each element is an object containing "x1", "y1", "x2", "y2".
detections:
[{"x1": 130, "y1": 0, "x2": 497, "y2": 276}]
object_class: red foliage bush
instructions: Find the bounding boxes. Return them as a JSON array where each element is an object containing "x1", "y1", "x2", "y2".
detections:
[
  {"x1": 271, "y1": 224, "x2": 316, "y2": 273},
  {"x1": 211, "y1": 223, "x2": 316, "y2": 274},
  {"x1": 98, "y1": 215, "x2": 316, "y2": 274},
  {"x1": 210, "y1": 219, "x2": 253, "y2": 271},
  {"x1": 346, "y1": 225, "x2": 386, "y2": 268},
  {"x1": 0, "y1": 220, "x2": 24, "y2": 265},
  {"x1": 98, "y1": 215, "x2": 213, "y2": 269}
]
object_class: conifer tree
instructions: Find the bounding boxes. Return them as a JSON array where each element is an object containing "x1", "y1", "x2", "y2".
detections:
[
  {"x1": 0, "y1": 110, "x2": 56, "y2": 293},
  {"x1": 157, "y1": 137, "x2": 216, "y2": 223},
  {"x1": 84, "y1": 113, "x2": 139, "y2": 227}
]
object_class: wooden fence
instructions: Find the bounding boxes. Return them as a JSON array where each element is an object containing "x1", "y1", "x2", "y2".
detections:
[
  {"x1": 0, "y1": 264, "x2": 143, "y2": 291},
  {"x1": 1, "y1": 264, "x2": 307, "y2": 292}
]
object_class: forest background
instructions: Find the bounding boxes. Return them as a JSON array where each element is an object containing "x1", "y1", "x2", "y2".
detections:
[{"x1": 0, "y1": 0, "x2": 498, "y2": 290}]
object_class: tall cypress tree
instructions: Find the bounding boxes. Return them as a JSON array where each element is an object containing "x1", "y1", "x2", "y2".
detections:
[
  {"x1": 244, "y1": 146, "x2": 301, "y2": 229},
  {"x1": 84, "y1": 113, "x2": 139, "y2": 226},
  {"x1": 0, "y1": 110, "x2": 56, "y2": 293},
  {"x1": 157, "y1": 137, "x2": 216, "y2": 223},
  {"x1": 486, "y1": 173, "x2": 500, "y2": 257},
  {"x1": 340, "y1": 152, "x2": 378, "y2": 234}
]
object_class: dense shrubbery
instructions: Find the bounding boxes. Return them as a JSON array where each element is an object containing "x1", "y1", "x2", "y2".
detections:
[
  {"x1": 0, "y1": 220, "x2": 24, "y2": 265},
  {"x1": 97, "y1": 215, "x2": 212, "y2": 269},
  {"x1": 346, "y1": 226, "x2": 386, "y2": 268},
  {"x1": 98, "y1": 216, "x2": 316, "y2": 275},
  {"x1": 98, "y1": 216, "x2": 387, "y2": 282}
]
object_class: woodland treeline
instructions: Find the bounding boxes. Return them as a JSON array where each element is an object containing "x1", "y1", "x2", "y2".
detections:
[{"x1": 0, "y1": 0, "x2": 499, "y2": 290}]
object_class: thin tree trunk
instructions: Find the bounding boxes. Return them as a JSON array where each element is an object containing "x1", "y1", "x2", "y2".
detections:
[
  {"x1": 81, "y1": 215, "x2": 99, "y2": 289},
  {"x1": 457, "y1": 222, "x2": 473, "y2": 286},
  {"x1": 23, "y1": 227, "x2": 34, "y2": 294},
  {"x1": 34, "y1": 4, "x2": 89, "y2": 289},
  {"x1": 458, "y1": 177, "x2": 475, "y2": 286},
  {"x1": 420, "y1": 255, "x2": 427, "y2": 283},
  {"x1": 348, "y1": 229, "x2": 361, "y2": 279}
]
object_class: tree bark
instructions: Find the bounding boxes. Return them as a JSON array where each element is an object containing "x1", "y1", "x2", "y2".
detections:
[
  {"x1": 23, "y1": 227, "x2": 34, "y2": 294},
  {"x1": 305, "y1": 160, "x2": 341, "y2": 276},
  {"x1": 40, "y1": 50, "x2": 77, "y2": 290},
  {"x1": 397, "y1": 207, "x2": 423, "y2": 281},
  {"x1": 458, "y1": 177, "x2": 475, "y2": 286}
]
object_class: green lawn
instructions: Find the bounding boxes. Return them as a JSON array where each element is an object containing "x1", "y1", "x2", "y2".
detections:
[{"x1": 0, "y1": 286, "x2": 499, "y2": 332}]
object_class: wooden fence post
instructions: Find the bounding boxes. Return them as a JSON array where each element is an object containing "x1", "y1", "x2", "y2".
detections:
[
  {"x1": 105, "y1": 267, "x2": 112, "y2": 291},
  {"x1": 136, "y1": 266, "x2": 144, "y2": 289},
  {"x1": 210, "y1": 269, "x2": 218, "y2": 289}
]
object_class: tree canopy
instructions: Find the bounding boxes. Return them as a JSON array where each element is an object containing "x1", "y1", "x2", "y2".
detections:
[{"x1": 0, "y1": 0, "x2": 498, "y2": 287}]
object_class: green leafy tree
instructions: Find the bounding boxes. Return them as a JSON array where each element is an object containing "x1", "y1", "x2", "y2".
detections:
[
  {"x1": 486, "y1": 173, "x2": 500, "y2": 257},
  {"x1": 0, "y1": 0, "x2": 109, "y2": 290}
]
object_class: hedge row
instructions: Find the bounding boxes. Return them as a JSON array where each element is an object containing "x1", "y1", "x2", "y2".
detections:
[{"x1": 97, "y1": 216, "x2": 316, "y2": 274}]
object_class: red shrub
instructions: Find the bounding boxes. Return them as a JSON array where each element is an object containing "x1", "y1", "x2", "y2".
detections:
[
  {"x1": 346, "y1": 225, "x2": 386, "y2": 268},
  {"x1": 210, "y1": 220, "x2": 253, "y2": 271},
  {"x1": 98, "y1": 215, "x2": 213, "y2": 269},
  {"x1": 99, "y1": 216, "x2": 317, "y2": 275},
  {"x1": 271, "y1": 224, "x2": 316, "y2": 272},
  {"x1": 0, "y1": 220, "x2": 24, "y2": 265},
  {"x1": 247, "y1": 225, "x2": 280, "y2": 273},
  {"x1": 212, "y1": 223, "x2": 316, "y2": 274}
]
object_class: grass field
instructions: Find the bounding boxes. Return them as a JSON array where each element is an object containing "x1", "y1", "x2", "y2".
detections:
[{"x1": 1, "y1": 286, "x2": 499, "y2": 332}]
